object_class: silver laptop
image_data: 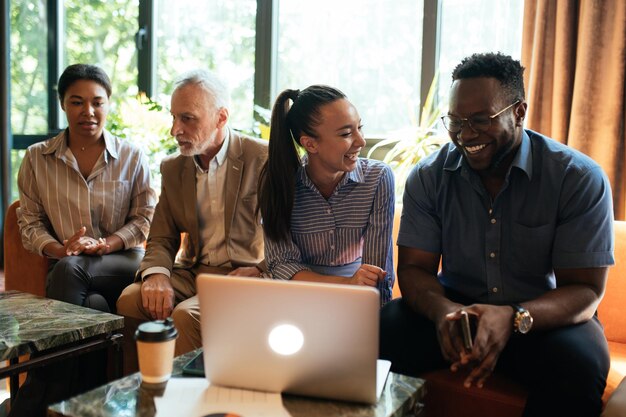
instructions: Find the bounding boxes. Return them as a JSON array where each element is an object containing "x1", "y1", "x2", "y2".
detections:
[{"x1": 196, "y1": 273, "x2": 390, "y2": 404}]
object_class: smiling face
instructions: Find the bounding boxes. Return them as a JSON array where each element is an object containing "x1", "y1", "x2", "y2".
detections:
[
  {"x1": 169, "y1": 83, "x2": 228, "y2": 158},
  {"x1": 447, "y1": 77, "x2": 525, "y2": 174},
  {"x1": 61, "y1": 79, "x2": 110, "y2": 140},
  {"x1": 300, "y1": 98, "x2": 366, "y2": 180}
]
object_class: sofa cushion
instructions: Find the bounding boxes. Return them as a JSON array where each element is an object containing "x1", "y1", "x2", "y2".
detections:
[
  {"x1": 605, "y1": 341, "x2": 626, "y2": 403},
  {"x1": 4, "y1": 200, "x2": 49, "y2": 296},
  {"x1": 599, "y1": 221, "x2": 626, "y2": 344},
  {"x1": 421, "y1": 368, "x2": 527, "y2": 417}
]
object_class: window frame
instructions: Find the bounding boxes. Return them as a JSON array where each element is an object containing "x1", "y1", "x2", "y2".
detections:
[
  {"x1": 10, "y1": 0, "x2": 442, "y2": 147},
  {"x1": 1, "y1": 0, "x2": 442, "y2": 239},
  {"x1": 2, "y1": 0, "x2": 11, "y2": 243}
]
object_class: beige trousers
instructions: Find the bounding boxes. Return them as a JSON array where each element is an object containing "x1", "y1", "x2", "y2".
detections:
[{"x1": 117, "y1": 265, "x2": 232, "y2": 356}]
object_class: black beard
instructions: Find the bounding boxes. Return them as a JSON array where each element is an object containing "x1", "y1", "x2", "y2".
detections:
[
  {"x1": 456, "y1": 136, "x2": 518, "y2": 175},
  {"x1": 488, "y1": 131, "x2": 522, "y2": 173}
]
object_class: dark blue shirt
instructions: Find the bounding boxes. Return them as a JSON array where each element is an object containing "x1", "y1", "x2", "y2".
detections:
[{"x1": 398, "y1": 129, "x2": 614, "y2": 304}]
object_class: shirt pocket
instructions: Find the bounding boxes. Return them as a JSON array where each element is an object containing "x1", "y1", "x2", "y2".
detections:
[{"x1": 510, "y1": 222, "x2": 554, "y2": 276}]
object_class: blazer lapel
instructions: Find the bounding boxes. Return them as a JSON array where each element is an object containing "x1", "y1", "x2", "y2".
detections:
[
  {"x1": 182, "y1": 157, "x2": 200, "y2": 250},
  {"x1": 224, "y1": 131, "x2": 243, "y2": 240}
]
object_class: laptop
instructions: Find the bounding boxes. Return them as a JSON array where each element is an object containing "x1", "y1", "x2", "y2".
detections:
[{"x1": 194, "y1": 273, "x2": 390, "y2": 404}]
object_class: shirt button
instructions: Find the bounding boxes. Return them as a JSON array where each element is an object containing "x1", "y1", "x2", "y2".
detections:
[
  {"x1": 329, "y1": 230, "x2": 334, "y2": 235},
  {"x1": 327, "y1": 209, "x2": 331, "y2": 214},
  {"x1": 330, "y1": 261, "x2": 335, "y2": 265},
  {"x1": 492, "y1": 287, "x2": 498, "y2": 293},
  {"x1": 330, "y1": 245, "x2": 335, "y2": 250},
  {"x1": 491, "y1": 218, "x2": 496, "y2": 224},
  {"x1": 490, "y1": 252, "x2": 496, "y2": 258}
]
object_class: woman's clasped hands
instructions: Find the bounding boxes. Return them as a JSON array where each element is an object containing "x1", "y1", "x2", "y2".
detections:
[{"x1": 63, "y1": 226, "x2": 110, "y2": 256}]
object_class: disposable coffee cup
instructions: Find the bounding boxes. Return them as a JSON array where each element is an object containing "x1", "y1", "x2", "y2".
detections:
[{"x1": 135, "y1": 318, "x2": 178, "y2": 383}]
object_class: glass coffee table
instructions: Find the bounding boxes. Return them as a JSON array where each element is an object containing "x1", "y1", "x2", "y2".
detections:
[
  {"x1": 0, "y1": 291, "x2": 124, "y2": 404},
  {"x1": 48, "y1": 349, "x2": 426, "y2": 417}
]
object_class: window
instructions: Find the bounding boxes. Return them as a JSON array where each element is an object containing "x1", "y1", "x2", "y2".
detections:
[
  {"x1": 10, "y1": 0, "x2": 48, "y2": 135},
  {"x1": 64, "y1": 0, "x2": 139, "y2": 122},
  {"x1": 8, "y1": 0, "x2": 140, "y2": 203},
  {"x1": 437, "y1": 0, "x2": 524, "y2": 103},
  {"x1": 276, "y1": 0, "x2": 424, "y2": 136},
  {"x1": 155, "y1": 0, "x2": 256, "y2": 130},
  {"x1": 5, "y1": 0, "x2": 525, "y2": 215}
]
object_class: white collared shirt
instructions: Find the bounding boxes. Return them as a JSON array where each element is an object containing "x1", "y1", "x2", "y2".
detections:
[{"x1": 195, "y1": 131, "x2": 230, "y2": 267}]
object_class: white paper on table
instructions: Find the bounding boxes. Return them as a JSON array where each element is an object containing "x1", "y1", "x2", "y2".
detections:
[{"x1": 154, "y1": 378, "x2": 292, "y2": 417}]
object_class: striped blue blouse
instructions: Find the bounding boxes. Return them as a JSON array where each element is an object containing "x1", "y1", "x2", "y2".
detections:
[{"x1": 265, "y1": 158, "x2": 395, "y2": 305}]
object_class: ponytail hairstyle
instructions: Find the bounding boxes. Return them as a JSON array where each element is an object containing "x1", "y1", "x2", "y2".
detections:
[{"x1": 258, "y1": 85, "x2": 346, "y2": 242}]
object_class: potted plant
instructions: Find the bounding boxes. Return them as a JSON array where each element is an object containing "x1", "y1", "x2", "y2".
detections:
[{"x1": 367, "y1": 76, "x2": 448, "y2": 200}]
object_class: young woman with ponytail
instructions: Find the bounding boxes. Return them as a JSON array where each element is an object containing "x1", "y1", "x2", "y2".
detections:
[{"x1": 258, "y1": 85, "x2": 395, "y2": 305}]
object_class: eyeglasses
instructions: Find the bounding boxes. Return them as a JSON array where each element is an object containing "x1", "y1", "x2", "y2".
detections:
[{"x1": 440, "y1": 100, "x2": 520, "y2": 134}]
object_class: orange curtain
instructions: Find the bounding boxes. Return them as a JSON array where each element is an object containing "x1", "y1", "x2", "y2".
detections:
[{"x1": 522, "y1": 0, "x2": 626, "y2": 218}]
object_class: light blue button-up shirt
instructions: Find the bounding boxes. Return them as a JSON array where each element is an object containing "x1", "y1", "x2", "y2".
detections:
[
  {"x1": 265, "y1": 158, "x2": 395, "y2": 305},
  {"x1": 399, "y1": 129, "x2": 614, "y2": 304}
]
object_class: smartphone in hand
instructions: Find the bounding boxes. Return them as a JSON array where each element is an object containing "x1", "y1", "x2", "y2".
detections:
[{"x1": 460, "y1": 310, "x2": 473, "y2": 350}]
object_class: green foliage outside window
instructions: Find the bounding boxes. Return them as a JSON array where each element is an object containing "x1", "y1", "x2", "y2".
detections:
[
  {"x1": 10, "y1": 1, "x2": 47, "y2": 135},
  {"x1": 106, "y1": 94, "x2": 175, "y2": 191},
  {"x1": 367, "y1": 76, "x2": 448, "y2": 200},
  {"x1": 8, "y1": 0, "x2": 522, "y2": 205}
]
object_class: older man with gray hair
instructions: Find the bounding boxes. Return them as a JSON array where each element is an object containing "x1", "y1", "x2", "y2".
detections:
[{"x1": 117, "y1": 70, "x2": 267, "y2": 355}]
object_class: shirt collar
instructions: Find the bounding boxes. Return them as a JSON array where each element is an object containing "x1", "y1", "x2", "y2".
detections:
[
  {"x1": 347, "y1": 157, "x2": 365, "y2": 183},
  {"x1": 41, "y1": 130, "x2": 68, "y2": 156},
  {"x1": 193, "y1": 130, "x2": 230, "y2": 172},
  {"x1": 102, "y1": 130, "x2": 119, "y2": 159},
  {"x1": 42, "y1": 129, "x2": 117, "y2": 160},
  {"x1": 297, "y1": 154, "x2": 365, "y2": 189},
  {"x1": 443, "y1": 142, "x2": 463, "y2": 172},
  {"x1": 510, "y1": 130, "x2": 532, "y2": 180}
]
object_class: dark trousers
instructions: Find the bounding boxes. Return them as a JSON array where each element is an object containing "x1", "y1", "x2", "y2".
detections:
[
  {"x1": 46, "y1": 248, "x2": 144, "y2": 313},
  {"x1": 380, "y1": 298, "x2": 610, "y2": 417}
]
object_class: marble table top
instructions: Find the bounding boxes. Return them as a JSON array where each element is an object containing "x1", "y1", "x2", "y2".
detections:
[
  {"x1": 49, "y1": 350, "x2": 426, "y2": 417},
  {"x1": 0, "y1": 290, "x2": 124, "y2": 361}
]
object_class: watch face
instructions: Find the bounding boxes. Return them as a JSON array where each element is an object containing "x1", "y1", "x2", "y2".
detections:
[{"x1": 518, "y1": 313, "x2": 533, "y2": 334}]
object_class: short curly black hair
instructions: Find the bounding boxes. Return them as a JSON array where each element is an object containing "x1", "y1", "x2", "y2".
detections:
[
  {"x1": 451, "y1": 52, "x2": 525, "y2": 102},
  {"x1": 57, "y1": 64, "x2": 112, "y2": 103}
]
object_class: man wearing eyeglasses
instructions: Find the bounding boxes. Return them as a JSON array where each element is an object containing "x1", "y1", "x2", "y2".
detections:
[{"x1": 380, "y1": 52, "x2": 613, "y2": 417}]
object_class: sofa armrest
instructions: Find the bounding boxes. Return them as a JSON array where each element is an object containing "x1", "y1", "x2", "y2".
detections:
[{"x1": 4, "y1": 201, "x2": 49, "y2": 296}]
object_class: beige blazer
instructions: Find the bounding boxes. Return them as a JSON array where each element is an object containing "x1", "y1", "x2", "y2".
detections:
[{"x1": 138, "y1": 129, "x2": 268, "y2": 277}]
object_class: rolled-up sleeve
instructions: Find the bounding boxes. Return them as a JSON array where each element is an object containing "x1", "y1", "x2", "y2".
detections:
[
  {"x1": 265, "y1": 234, "x2": 311, "y2": 280},
  {"x1": 17, "y1": 148, "x2": 59, "y2": 255},
  {"x1": 553, "y1": 166, "x2": 614, "y2": 268},
  {"x1": 362, "y1": 164, "x2": 395, "y2": 303},
  {"x1": 397, "y1": 163, "x2": 442, "y2": 254}
]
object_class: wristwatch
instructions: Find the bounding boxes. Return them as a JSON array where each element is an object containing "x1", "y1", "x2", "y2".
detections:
[{"x1": 510, "y1": 304, "x2": 533, "y2": 334}]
